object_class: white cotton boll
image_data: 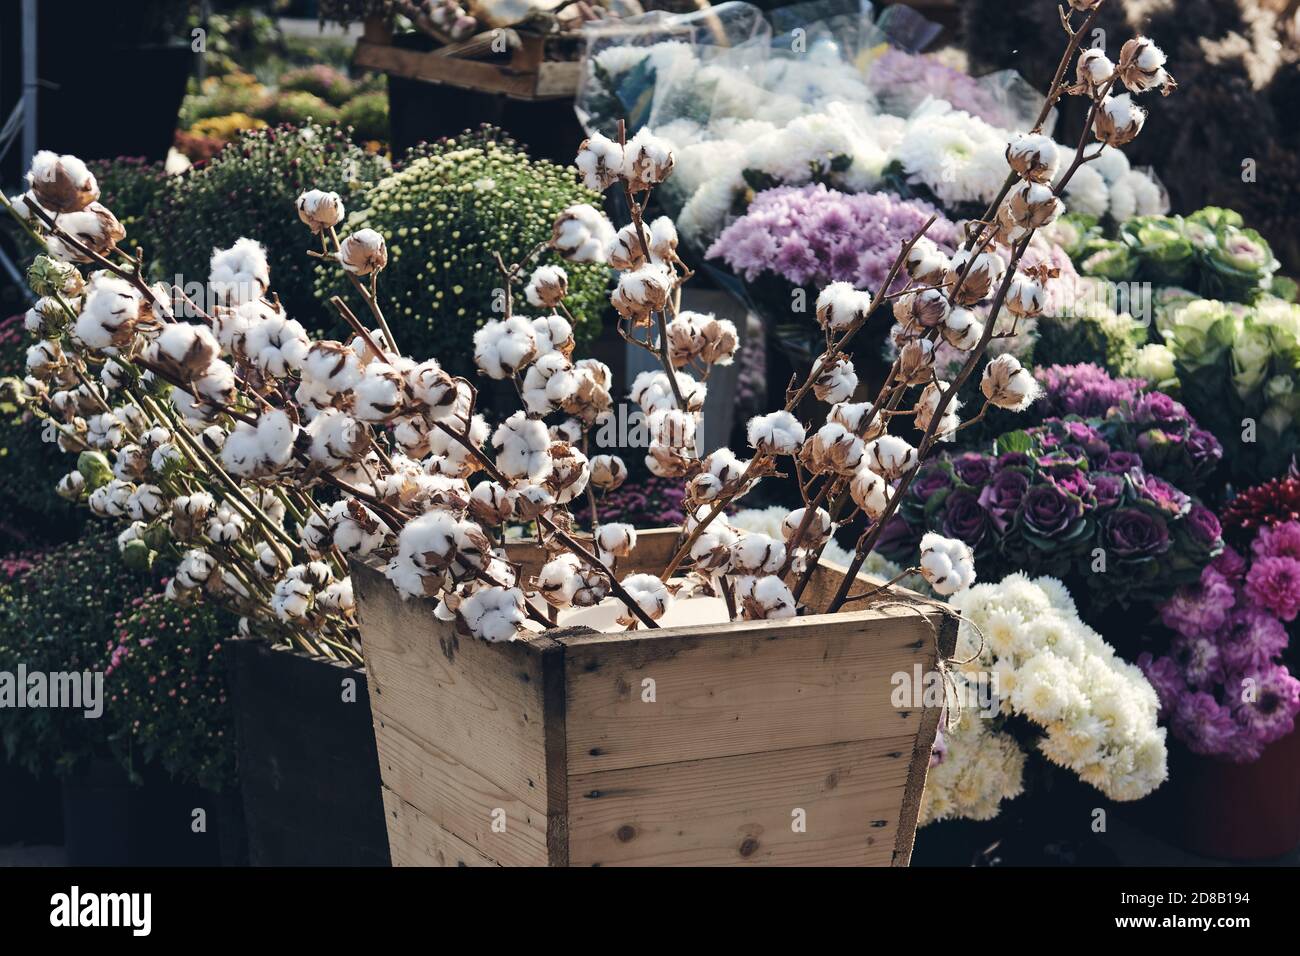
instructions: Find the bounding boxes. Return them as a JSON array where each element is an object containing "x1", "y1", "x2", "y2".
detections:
[
  {"x1": 730, "y1": 532, "x2": 786, "y2": 575},
  {"x1": 747, "y1": 410, "x2": 805, "y2": 455},
  {"x1": 75, "y1": 277, "x2": 140, "y2": 352},
  {"x1": 648, "y1": 216, "x2": 678, "y2": 262},
  {"x1": 622, "y1": 128, "x2": 675, "y2": 191},
  {"x1": 690, "y1": 524, "x2": 738, "y2": 574},
  {"x1": 301, "y1": 340, "x2": 363, "y2": 394},
  {"x1": 905, "y1": 237, "x2": 951, "y2": 286},
  {"x1": 209, "y1": 237, "x2": 269, "y2": 306},
  {"x1": 88, "y1": 479, "x2": 133, "y2": 518},
  {"x1": 151, "y1": 442, "x2": 183, "y2": 474},
  {"x1": 26, "y1": 150, "x2": 99, "y2": 213},
  {"x1": 244, "y1": 308, "x2": 310, "y2": 376},
  {"x1": 735, "y1": 575, "x2": 797, "y2": 621},
  {"x1": 812, "y1": 356, "x2": 858, "y2": 404},
  {"x1": 1093, "y1": 93, "x2": 1147, "y2": 147},
  {"x1": 207, "y1": 505, "x2": 246, "y2": 544},
  {"x1": 525, "y1": 265, "x2": 569, "y2": 310},
  {"x1": 981, "y1": 354, "x2": 1039, "y2": 412},
  {"x1": 25, "y1": 339, "x2": 64, "y2": 376},
  {"x1": 318, "y1": 578, "x2": 356, "y2": 614},
  {"x1": 174, "y1": 549, "x2": 217, "y2": 590},
  {"x1": 914, "y1": 382, "x2": 962, "y2": 443},
  {"x1": 126, "y1": 483, "x2": 167, "y2": 521},
  {"x1": 337, "y1": 228, "x2": 388, "y2": 275},
  {"x1": 530, "y1": 314, "x2": 574, "y2": 357},
  {"x1": 575, "y1": 132, "x2": 625, "y2": 191},
  {"x1": 295, "y1": 189, "x2": 345, "y2": 233},
  {"x1": 460, "y1": 587, "x2": 527, "y2": 643},
  {"x1": 147, "y1": 322, "x2": 219, "y2": 380},
  {"x1": 86, "y1": 411, "x2": 123, "y2": 449},
  {"x1": 629, "y1": 369, "x2": 706, "y2": 415},
  {"x1": 864, "y1": 435, "x2": 918, "y2": 480},
  {"x1": 331, "y1": 500, "x2": 387, "y2": 557},
  {"x1": 816, "y1": 281, "x2": 873, "y2": 330},
  {"x1": 849, "y1": 466, "x2": 890, "y2": 519},
  {"x1": 536, "y1": 553, "x2": 582, "y2": 607},
  {"x1": 647, "y1": 408, "x2": 697, "y2": 451},
  {"x1": 354, "y1": 362, "x2": 406, "y2": 422},
  {"x1": 941, "y1": 308, "x2": 984, "y2": 351},
  {"x1": 782, "y1": 507, "x2": 832, "y2": 548},
  {"x1": 551, "y1": 204, "x2": 616, "y2": 264},
  {"x1": 272, "y1": 575, "x2": 314, "y2": 621},
  {"x1": 919, "y1": 533, "x2": 976, "y2": 595},
  {"x1": 493, "y1": 412, "x2": 552, "y2": 482},
  {"x1": 473, "y1": 316, "x2": 538, "y2": 380},
  {"x1": 620, "y1": 573, "x2": 671, "y2": 623},
  {"x1": 596, "y1": 522, "x2": 637, "y2": 560},
  {"x1": 306, "y1": 408, "x2": 365, "y2": 468},
  {"x1": 220, "y1": 408, "x2": 298, "y2": 477},
  {"x1": 610, "y1": 263, "x2": 674, "y2": 319},
  {"x1": 521, "y1": 351, "x2": 577, "y2": 416}
]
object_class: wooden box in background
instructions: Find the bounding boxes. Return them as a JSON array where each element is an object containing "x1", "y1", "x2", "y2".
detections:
[{"x1": 351, "y1": 529, "x2": 954, "y2": 866}]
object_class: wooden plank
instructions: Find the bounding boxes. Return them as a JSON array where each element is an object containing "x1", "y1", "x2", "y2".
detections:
[
  {"x1": 381, "y1": 787, "x2": 499, "y2": 867},
  {"x1": 370, "y1": 710, "x2": 549, "y2": 866},
  {"x1": 353, "y1": 39, "x2": 577, "y2": 100},
  {"x1": 504, "y1": 527, "x2": 680, "y2": 582},
  {"x1": 352, "y1": 561, "x2": 553, "y2": 821},
  {"x1": 567, "y1": 736, "x2": 914, "y2": 866},
  {"x1": 559, "y1": 607, "x2": 945, "y2": 775}
]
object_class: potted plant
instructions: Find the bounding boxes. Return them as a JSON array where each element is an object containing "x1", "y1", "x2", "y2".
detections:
[{"x1": 0, "y1": 0, "x2": 1174, "y2": 864}]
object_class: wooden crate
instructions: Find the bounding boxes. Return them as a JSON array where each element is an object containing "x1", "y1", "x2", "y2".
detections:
[
  {"x1": 351, "y1": 529, "x2": 955, "y2": 866},
  {"x1": 353, "y1": 15, "x2": 583, "y2": 101}
]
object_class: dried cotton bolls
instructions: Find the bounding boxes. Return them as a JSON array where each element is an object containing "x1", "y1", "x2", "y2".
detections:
[
  {"x1": 209, "y1": 238, "x2": 269, "y2": 306},
  {"x1": 811, "y1": 355, "x2": 859, "y2": 404},
  {"x1": 551, "y1": 204, "x2": 616, "y2": 264},
  {"x1": 74, "y1": 276, "x2": 141, "y2": 352},
  {"x1": 474, "y1": 316, "x2": 538, "y2": 380},
  {"x1": 1005, "y1": 133, "x2": 1061, "y2": 184},
  {"x1": 126, "y1": 483, "x2": 167, "y2": 521},
  {"x1": 27, "y1": 151, "x2": 99, "y2": 213},
  {"x1": 828, "y1": 401, "x2": 881, "y2": 440},
  {"x1": 337, "y1": 228, "x2": 388, "y2": 276},
  {"x1": 940, "y1": 308, "x2": 984, "y2": 351},
  {"x1": 619, "y1": 573, "x2": 671, "y2": 625},
  {"x1": 318, "y1": 578, "x2": 356, "y2": 615},
  {"x1": 1094, "y1": 94, "x2": 1146, "y2": 147},
  {"x1": 353, "y1": 362, "x2": 407, "y2": 422},
  {"x1": 207, "y1": 504, "x2": 247, "y2": 544},
  {"x1": 1004, "y1": 181, "x2": 1064, "y2": 230},
  {"x1": 536, "y1": 553, "x2": 582, "y2": 607},
  {"x1": 46, "y1": 203, "x2": 125, "y2": 264},
  {"x1": 1006, "y1": 274, "x2": 1047, "y2": 318},
  {"x1": 56, "y1": 471, "x2": 86, "y2": 501},
  {"x1": 610, "y1": 264, "x2": 673, "y2": 321},
  {"x1": 306, "y1": 408, "x2": 367, "y2": 469},
  {"x1": 272, "y1": 575, "x2": 314, "y2": 622},
  {"x1": 913, "y1": 382, "x2": 962, "y2": 443},
  {"x1": 622, "y1": 128, "x2": 675, "y2": 192},
  {"x1": 295, "y1": 189, "x2": 345, "y2": 234},
  {"x1": 588, "y1": 454, "x2": 627, "y2": 491},
  {"x1": 688, "y1": 447, "x2": 748, "y2": 501},
  {"x1": 175, "y1": 549, "x2": 217, "y2": 591},
  {"x1": 575, "y1": 132, "x2": 625, "y2": 191},
  {"x1": 730, "y1": 532, "x2": 786, "y2": 575},
  {"x1": 509, "y1": 484, "x2": 555, "y2": 520},
  {"x1": 607, "y1": 221, "x2": 650, "y2": 271},
  {"x1": 849, "y1": 465, "x2": 890, "y2": 519},
  {"x1": 894, "y1": 288, "x2": 951, "y2": 329},
  {"x1": 896, "y1": 337, "x2": 937, "y2": 385},
  {"x1": 782, "y1": 507, "x2": 831, "y2": 548},
  {"x1": 864, "y1": 435, "x2": 918, "y2": 480},
  {"x1": 244, "y1": 307, "x2": 311, "y2": 377},
  {"x1": 524, "y1": 265, "x2": 568, "y2": 309},
  {"x1": 816, "y1": 282, "x2": 872, "y2": 331},
  {"x1": 89, "y1": 479, "x2": 133, "y2": 518},
  {"x1": 980, "y1": 354, "x2": 1039, "y2": 411},
  {"x1": 801, "y1": 422, "x2": 865, "y2": 476},
  {"x1": 1116, "y1": 37, "x2": 1176, "y2": 96},
  {"x1": 648, "y1": 216, "x2": 678, "y2": 262},
  {"x1": 1075, "y1": 48, "x2": 1114, "y2": 94},
  {"x1": 460, "y1": 587, "x2": 527, "y2": 643},
  {"x1": 946, "y1": 249, "x2": 1005, "y2": 305},
  {"x1": 736, "y1": 575, "x2": 797, "y2": 621},
  {"x1": 747, "y1": 410, "x2": 805, "y2": 456},
  {"x1": 596, "y1": 523, "x2": 637, "y2": 562},
  {"x1": 905, "y1": 237, "x2": 951, "y2": 286},
  {"x1": 919, "y1": 533, "x2": 976, "y2": 595},
  {"x1": 147, "y1": 322, "x2": 219, "y2": 382},
  {"x1": 629, "y1": 369, "x2": 706, "y2": 415},
  {"x1": 544, "y1": 442, "x2": 590, "y2": 504},
  {"x1": 493, "y1": 412, "x2": 553, "y2": 482},
  {"x1": 468, "y1": 481, "x2": 513, "y2": 526},
  {"x1": 220, "y1": 408, "x2": 299, "y2": 478},
  {"x1": 691, "y1": 525, "x2": 738, "y2": 574},
  {"x1": 521, "y1": 351, "x2": 578, "y2": 416}
]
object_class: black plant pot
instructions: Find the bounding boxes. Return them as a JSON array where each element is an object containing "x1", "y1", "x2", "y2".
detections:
[
  {"x1": 0, "y1": 756, "x2": 64, "y2": 847},
  {"x1": 60, "y1": 757, "x2": 246, "y2": 866},
  {"x1": 229, "y1": 640, "x2": 390, "y2": 866}
]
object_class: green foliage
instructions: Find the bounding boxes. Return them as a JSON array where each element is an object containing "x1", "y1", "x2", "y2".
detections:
[
  {"x1": 106, "y1": 593, "x2": 237, "y2": 792},
  {"x1": 339, "y1": 92, "x2": 390, "y2": 143},
  {"x1": 257, "y1": 90, "x2": 342, "y2": 127},
  {"x1": 158, "y1": 123, "x2": 389, "y2": 330},
  {"x1": 0, "y1": 530, "x2": 154, "y2": 776},
  {"x1": 0, "y1": 315, "x2": 83, "y2": 552},
  {"x1": 316, "y1": 129, "x2": 610, "y2": 378},
  {"x1": 280, "y1": 65, "x2": 356, "y2": 107},
  {"x1": 86, "y1": 157, "x2": 170, "y2": 265}
]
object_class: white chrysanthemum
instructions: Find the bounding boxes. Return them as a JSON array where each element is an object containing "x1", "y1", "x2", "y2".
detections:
[{"x1": 894, "y1": 101, "x2": 1009, "y2": 205}]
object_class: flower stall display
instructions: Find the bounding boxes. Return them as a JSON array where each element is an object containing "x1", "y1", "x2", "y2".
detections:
[
  {"x1": 1220, "y1": 473, "x2": 1300, "y2": 546},
  {"x1": 922, "y1": 572, "x2": 1169, "y2": 824},
  {"x1": 1, "y1": 0, "x2": 1180, "y2": 864}
]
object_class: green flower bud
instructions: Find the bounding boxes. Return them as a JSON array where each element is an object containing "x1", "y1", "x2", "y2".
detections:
[
  {"x1": 143, "y1": 520, "x2": 172, "y2": 552},
  {"x1": 121, "y1": 538, "x2": 155, "y2": 572},
  {"x1": 77, "y1": 450, "x2": 114, "y2": 489},
  {"x1": 27, "y1": 255, "x2": 84, "y2": 298}
]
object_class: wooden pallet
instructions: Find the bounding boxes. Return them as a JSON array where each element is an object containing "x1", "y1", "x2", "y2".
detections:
[{"x1": 352, "y1": 528, "x2": 955, "y2": 866}]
